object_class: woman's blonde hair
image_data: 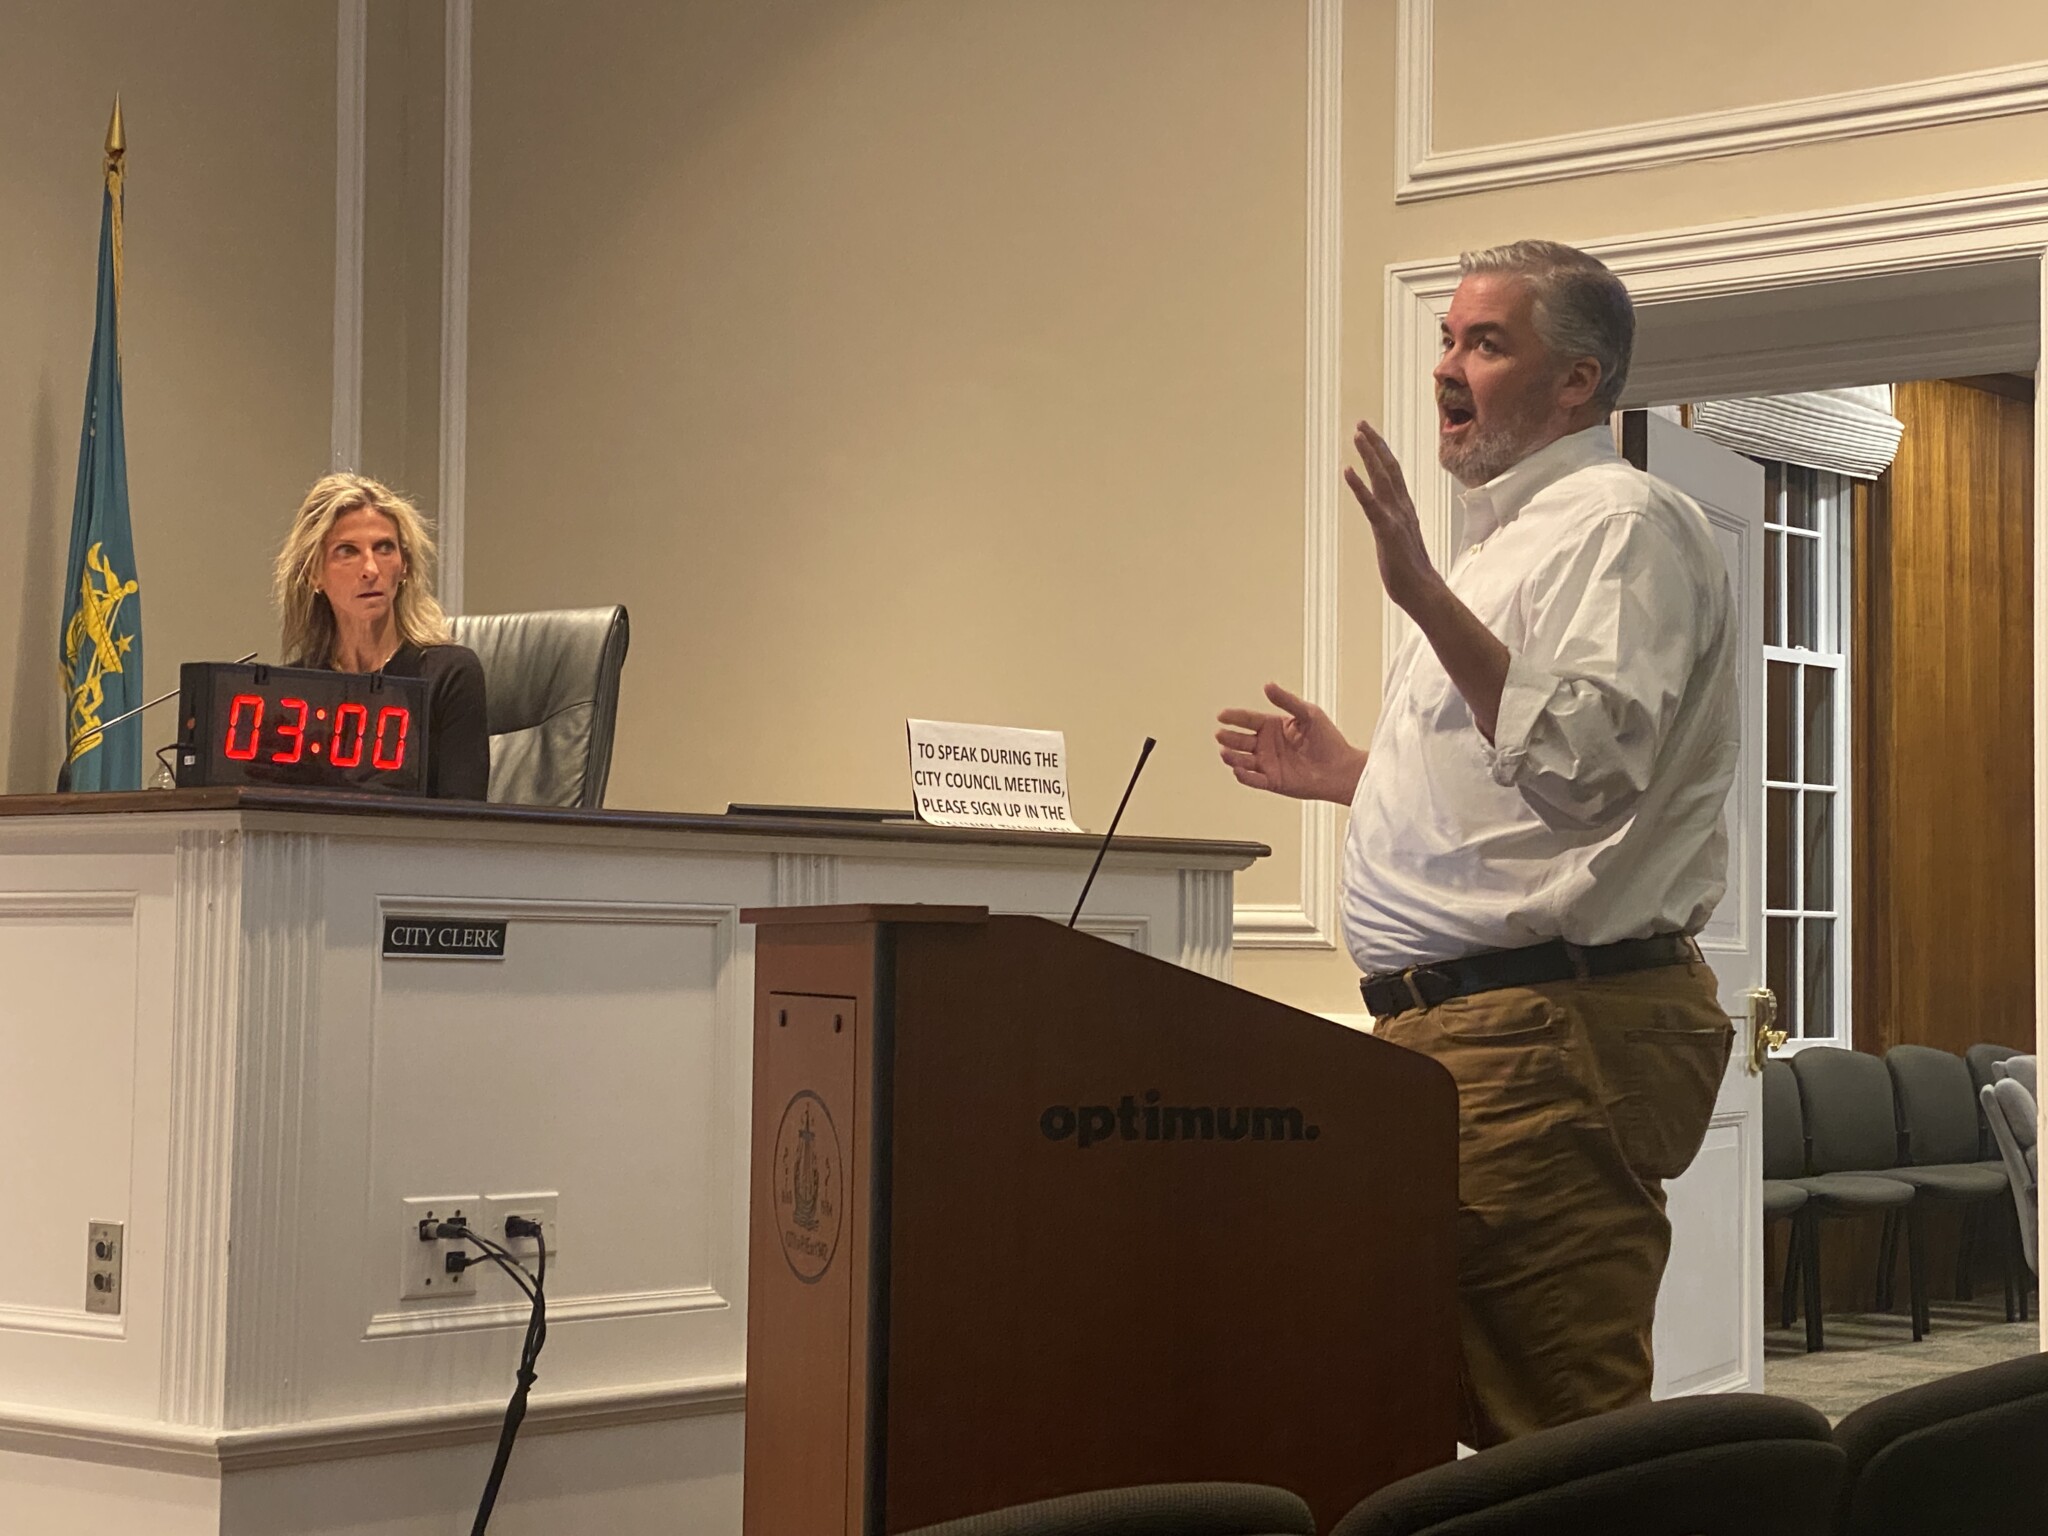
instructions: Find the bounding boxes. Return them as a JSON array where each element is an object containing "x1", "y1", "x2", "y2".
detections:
[{"x1": 273, "y1": 473, "x2": 452, "y2": 666}]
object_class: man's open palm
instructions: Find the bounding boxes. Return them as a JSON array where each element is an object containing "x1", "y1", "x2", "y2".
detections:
[{"x1": 1215, "y1": 683, "x2": 1366, "y2": 805}]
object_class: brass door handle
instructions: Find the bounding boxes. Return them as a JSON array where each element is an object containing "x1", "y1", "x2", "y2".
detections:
[{"x1": 1746, "y1": 988, "x2": 1785, "y2": 1074}]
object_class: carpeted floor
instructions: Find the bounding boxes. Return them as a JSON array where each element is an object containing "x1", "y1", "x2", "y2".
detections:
[{"x1": 1764, "y1": 1296, "x2": 2042, "y2": 1422}]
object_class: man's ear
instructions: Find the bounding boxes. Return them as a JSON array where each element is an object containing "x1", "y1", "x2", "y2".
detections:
[{"x1": 1557, "y1": 356, "x2": 1603, "y2": 415}]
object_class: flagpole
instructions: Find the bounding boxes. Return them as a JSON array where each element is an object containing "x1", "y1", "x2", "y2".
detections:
[
  {"x1": 58, "y1": 100, "x2": 142, "y2": 793},
  {"x1": 106, "y1": 98, "x2": 124, "y2": 337}
]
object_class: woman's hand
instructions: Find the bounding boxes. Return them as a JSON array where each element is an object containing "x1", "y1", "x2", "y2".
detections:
[{"x1": 1216, "y1": 683, "x2": 1367, "y2": 804}]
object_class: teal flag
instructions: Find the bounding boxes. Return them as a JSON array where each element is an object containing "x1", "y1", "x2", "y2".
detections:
[{"x1": 58, "y1": 121, "x2": 143, "y2": 793}]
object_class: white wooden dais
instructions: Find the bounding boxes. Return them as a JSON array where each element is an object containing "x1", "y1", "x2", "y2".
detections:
[{"x1": 0, "y1": 790, "x2": 1260, "y2": 1535}]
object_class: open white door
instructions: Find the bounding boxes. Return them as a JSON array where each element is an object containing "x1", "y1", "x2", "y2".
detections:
[{"x1": 1622, "y1": 412, "x2": 1773, "y2": 1397}]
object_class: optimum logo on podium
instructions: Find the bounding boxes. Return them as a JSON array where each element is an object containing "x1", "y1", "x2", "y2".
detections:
[{"x1": 1040, "y1": 1091, "x2": 1321, "y2": 1147}]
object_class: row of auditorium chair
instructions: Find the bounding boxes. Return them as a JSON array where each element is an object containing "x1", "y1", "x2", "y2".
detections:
[
  {"x1": 900, "y1": 1350, "x2": 2048, "y2": 1535},
  {"x1": 1761, "y1": 1041, "x2": 2039, "y2": 1350}
]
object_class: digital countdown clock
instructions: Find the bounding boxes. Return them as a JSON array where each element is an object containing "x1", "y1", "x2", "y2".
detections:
[{"x1": 175, "y1": 661, "x2": 431, "y2": 793}]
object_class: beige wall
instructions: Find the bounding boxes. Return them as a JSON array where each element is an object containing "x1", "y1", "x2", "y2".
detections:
[
  {"x1": 0, "y1": 1, "x2": 336, "y2": 793},
  {"x1": 460, "y1": 0, "x2": 1311, "y2": 885},
  {"x1": 8, "y1": 1, "x2": 2048, "y2": 1016}
]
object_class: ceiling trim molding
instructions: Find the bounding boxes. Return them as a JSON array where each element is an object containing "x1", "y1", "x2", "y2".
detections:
[
  {"x1": 1386, "y1": 177, "x2": 2048, "y2": 638},
  {"x1": 1235, "y1": 0, "x2": 1345, "y2": 951},
  {"x1": 1395, "y1": 0, "x2": 2048, "y2": 203}
]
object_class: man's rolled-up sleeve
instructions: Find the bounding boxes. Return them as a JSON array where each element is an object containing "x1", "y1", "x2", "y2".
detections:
[{"x1": 1482, "y1": 513, "x2": 1705, "y2": 834}]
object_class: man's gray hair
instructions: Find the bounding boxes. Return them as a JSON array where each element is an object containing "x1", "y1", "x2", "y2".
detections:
[{"x1": 1459, "y1": 240, "x2": 1634, "y2": 414}]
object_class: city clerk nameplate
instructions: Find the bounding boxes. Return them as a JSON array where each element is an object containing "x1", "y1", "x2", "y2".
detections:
[{"x1": 382, "y1": 917, "x2": 509, "y2": 960}]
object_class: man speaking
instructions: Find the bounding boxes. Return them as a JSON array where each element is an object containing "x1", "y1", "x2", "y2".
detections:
[{"x1": 1218, "y1": 240, "x2": 1738, "y2": 1447}]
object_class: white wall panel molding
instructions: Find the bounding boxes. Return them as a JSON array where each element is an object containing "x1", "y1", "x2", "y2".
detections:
[
  {"x1": 0, "y1": 1373, "x2": 743, "y2": 1474},
  {"x1": 1386, "y1": 178, "x2": 2048, "y2": 593},
  {"x1": 1235, "y1": 0, "x2": 1344, "y2": 952},
  {"x1": 1017, "y1": 913, "x2": 1151, "y2": 955},
  {"x1": 437, "y1": 0, "x2": 474, "y2": 613},
  {"x1": 1394, "y1": 0, "x2": 2048, "y2": 202},
  {"x1": 160, "y1": 830, "x2": 242, "y2": 1427},
  {"x1": 0, "y1": 1302, "x2": 126, "y2": 1341},
  {"x1": 331, "y1": 0, "x2": 367, "y2": 469},
  {"x1": 770, "y1": 852, "x2": 839, "y2": 907},
  {"x1": 365, "y1": 895, "x2": 744, "y2": 1347},
  {"x1": 0, "y1": 888, "x2": 140, "y2": 920},
  {"x1": 0, "y1": 890, "x2": 139, "y2": 1342},
  {"x1": 223, "y1": 833, "x2": 324, "y2": 1430},
  {"x1": 1177, "y1": 868, "x2": 1233, "y2": 980},
  {"x1": 375, "y1": 894, "x2": 735, "y2": 927},
  {"x1": 367, "y1": 1282, "x2": 729, "y2": 1341}
]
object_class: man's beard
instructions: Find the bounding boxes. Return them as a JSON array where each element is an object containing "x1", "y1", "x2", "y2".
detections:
[
  {"x1": 1438, "y1": 419, "x2": 1533, "y2": 487},
  {"x1": 1436, "y1": 385, "x2": 1563, "y2": 487}
]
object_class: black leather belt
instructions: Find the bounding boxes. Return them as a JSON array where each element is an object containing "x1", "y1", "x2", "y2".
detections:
[{"x1": 1360, "y1": 933, "x2": 1701, "y2": 1018}]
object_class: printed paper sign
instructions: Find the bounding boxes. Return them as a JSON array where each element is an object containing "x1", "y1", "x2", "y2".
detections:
[{"x1": 906, "y1": 719, "x2": 1084, "y2": 833}]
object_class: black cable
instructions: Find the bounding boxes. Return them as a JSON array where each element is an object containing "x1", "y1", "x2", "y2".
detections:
[
  {"x1": 457, "y1": 1244, "x2": 538, "y2": 1303},
  {"x1": 444, "y1": 1226, "x2": 538, "y2": 1302},
  {"x1": 445, "y1": 1220, "x2": 547, "y2": 1536}
]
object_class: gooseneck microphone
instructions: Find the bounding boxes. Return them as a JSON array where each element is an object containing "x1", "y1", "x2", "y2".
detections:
[
  {"x1": 1068, "y1": 736, "x2": 1157, "y2": 928},
  {"x1": 71, "y1": 650, "x2": 260, "y2": 748}
]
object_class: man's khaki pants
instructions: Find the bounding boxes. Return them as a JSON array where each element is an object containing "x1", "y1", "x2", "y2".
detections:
[{"x1": 1374, "y1": 960, "x2": 1732, "y2": 1448}]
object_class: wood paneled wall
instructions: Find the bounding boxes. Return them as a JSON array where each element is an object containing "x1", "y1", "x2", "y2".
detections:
[
  {"x1": 1777, "y1": 386, "x2": 2036, "y2": 1324},
  {"x1": 1852, "y1": 377, "x2": 2035, "y2": 1058}
]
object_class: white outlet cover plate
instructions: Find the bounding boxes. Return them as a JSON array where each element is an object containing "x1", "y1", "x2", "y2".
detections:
[
  {"x1": 399, "y1": 1194, "x2": 481, "y2": 1300},
  {"x1": 479, "y1": 1191, "x2": 559, "y2": 1267}
]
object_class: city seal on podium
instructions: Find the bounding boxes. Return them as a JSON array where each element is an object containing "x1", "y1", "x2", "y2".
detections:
[{"x1": 773, "y1": 1089, "x2": 843, "y2": 1283}]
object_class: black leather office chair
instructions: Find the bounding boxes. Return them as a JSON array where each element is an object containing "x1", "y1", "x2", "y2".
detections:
[
  {"x1": 448, "y1": 606, "x2": 629, "y2": 808},
  {"x1": 897, "y1": 1483, "x2": 1316, "y2": 1536},
  {"x1": 1330, "y1": 1393, "x2": 1843, "y2": 1536},
  {"x1": 1832, "y1": 1350, "x2": 2048, "y2": 1536}
]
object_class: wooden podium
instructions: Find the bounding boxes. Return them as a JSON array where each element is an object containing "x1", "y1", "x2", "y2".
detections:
[{"x1": 741, "y1": 905, "x2": 1459, "y2": 1534}]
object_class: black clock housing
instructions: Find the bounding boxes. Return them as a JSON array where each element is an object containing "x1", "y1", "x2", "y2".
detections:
[{"x1": 175, "y1": 661, "x2": 431, "y2": 794}]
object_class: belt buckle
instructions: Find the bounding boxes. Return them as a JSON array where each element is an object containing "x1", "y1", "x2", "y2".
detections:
[{"x1": 1403, "y1": 965, "x2": 1455, "y2": 1012}]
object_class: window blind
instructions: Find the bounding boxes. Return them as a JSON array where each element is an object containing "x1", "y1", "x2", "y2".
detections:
[{"x1": 1688, "y1": 385, "x2": 1903, "y2": 481}]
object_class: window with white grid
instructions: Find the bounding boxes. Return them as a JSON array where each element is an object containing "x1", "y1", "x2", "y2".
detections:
[{"x1": 1763, "y1": 463, "x2": 1850, "y2": 1043}]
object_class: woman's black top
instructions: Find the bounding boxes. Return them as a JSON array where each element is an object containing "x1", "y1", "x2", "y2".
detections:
[{"x1": 374, "y1": 642, "x2": 490, "y2": 800}]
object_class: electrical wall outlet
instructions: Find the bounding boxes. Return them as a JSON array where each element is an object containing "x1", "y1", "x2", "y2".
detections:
[
  {"x1": 400, "y1": 1195, "x2": 480, "y2": 1301},
  {"x1": 479, "y1": 1191, "x2": 559, "y2": 1268},
  {"x1": 85, "y1": 1221, "x2": 123, "y2": 1314}
]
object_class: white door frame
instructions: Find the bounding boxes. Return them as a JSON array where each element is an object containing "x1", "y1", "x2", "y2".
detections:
[{"x1": 1385, "y1": 179, "x2": 2048, "y2": 1349}]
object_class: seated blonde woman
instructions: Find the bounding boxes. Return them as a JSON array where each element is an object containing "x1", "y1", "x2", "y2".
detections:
[{"x1": 273, "y1": 474, "x2": 489, "y2": 799}]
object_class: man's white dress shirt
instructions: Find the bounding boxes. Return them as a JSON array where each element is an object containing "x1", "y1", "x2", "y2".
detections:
[{"x1": 1342, "y1": 424, "x2": 1739, "y2": 975}]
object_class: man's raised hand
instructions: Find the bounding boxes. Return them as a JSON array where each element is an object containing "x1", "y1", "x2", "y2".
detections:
[
  {"x1": 1215, "y1": 683, "x2": 1367, "y2": 805},
  {"x1": 1346, "y1": 419, "x2": 1445, "y2": 619}
]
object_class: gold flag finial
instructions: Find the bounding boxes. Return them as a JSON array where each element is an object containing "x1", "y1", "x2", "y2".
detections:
[{"x1": 103, "y1": 98, "x2": 126, "y2": 335}]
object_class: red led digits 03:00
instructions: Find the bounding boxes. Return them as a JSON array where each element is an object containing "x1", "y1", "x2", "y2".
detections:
[{"x1": 220, "y1": 694, "x2": 413, "y2": 769}]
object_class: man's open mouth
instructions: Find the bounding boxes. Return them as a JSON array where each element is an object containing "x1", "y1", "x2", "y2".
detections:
[{"x1": 1439, "y1": 402, "x2": 1475, "y2": 429}]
